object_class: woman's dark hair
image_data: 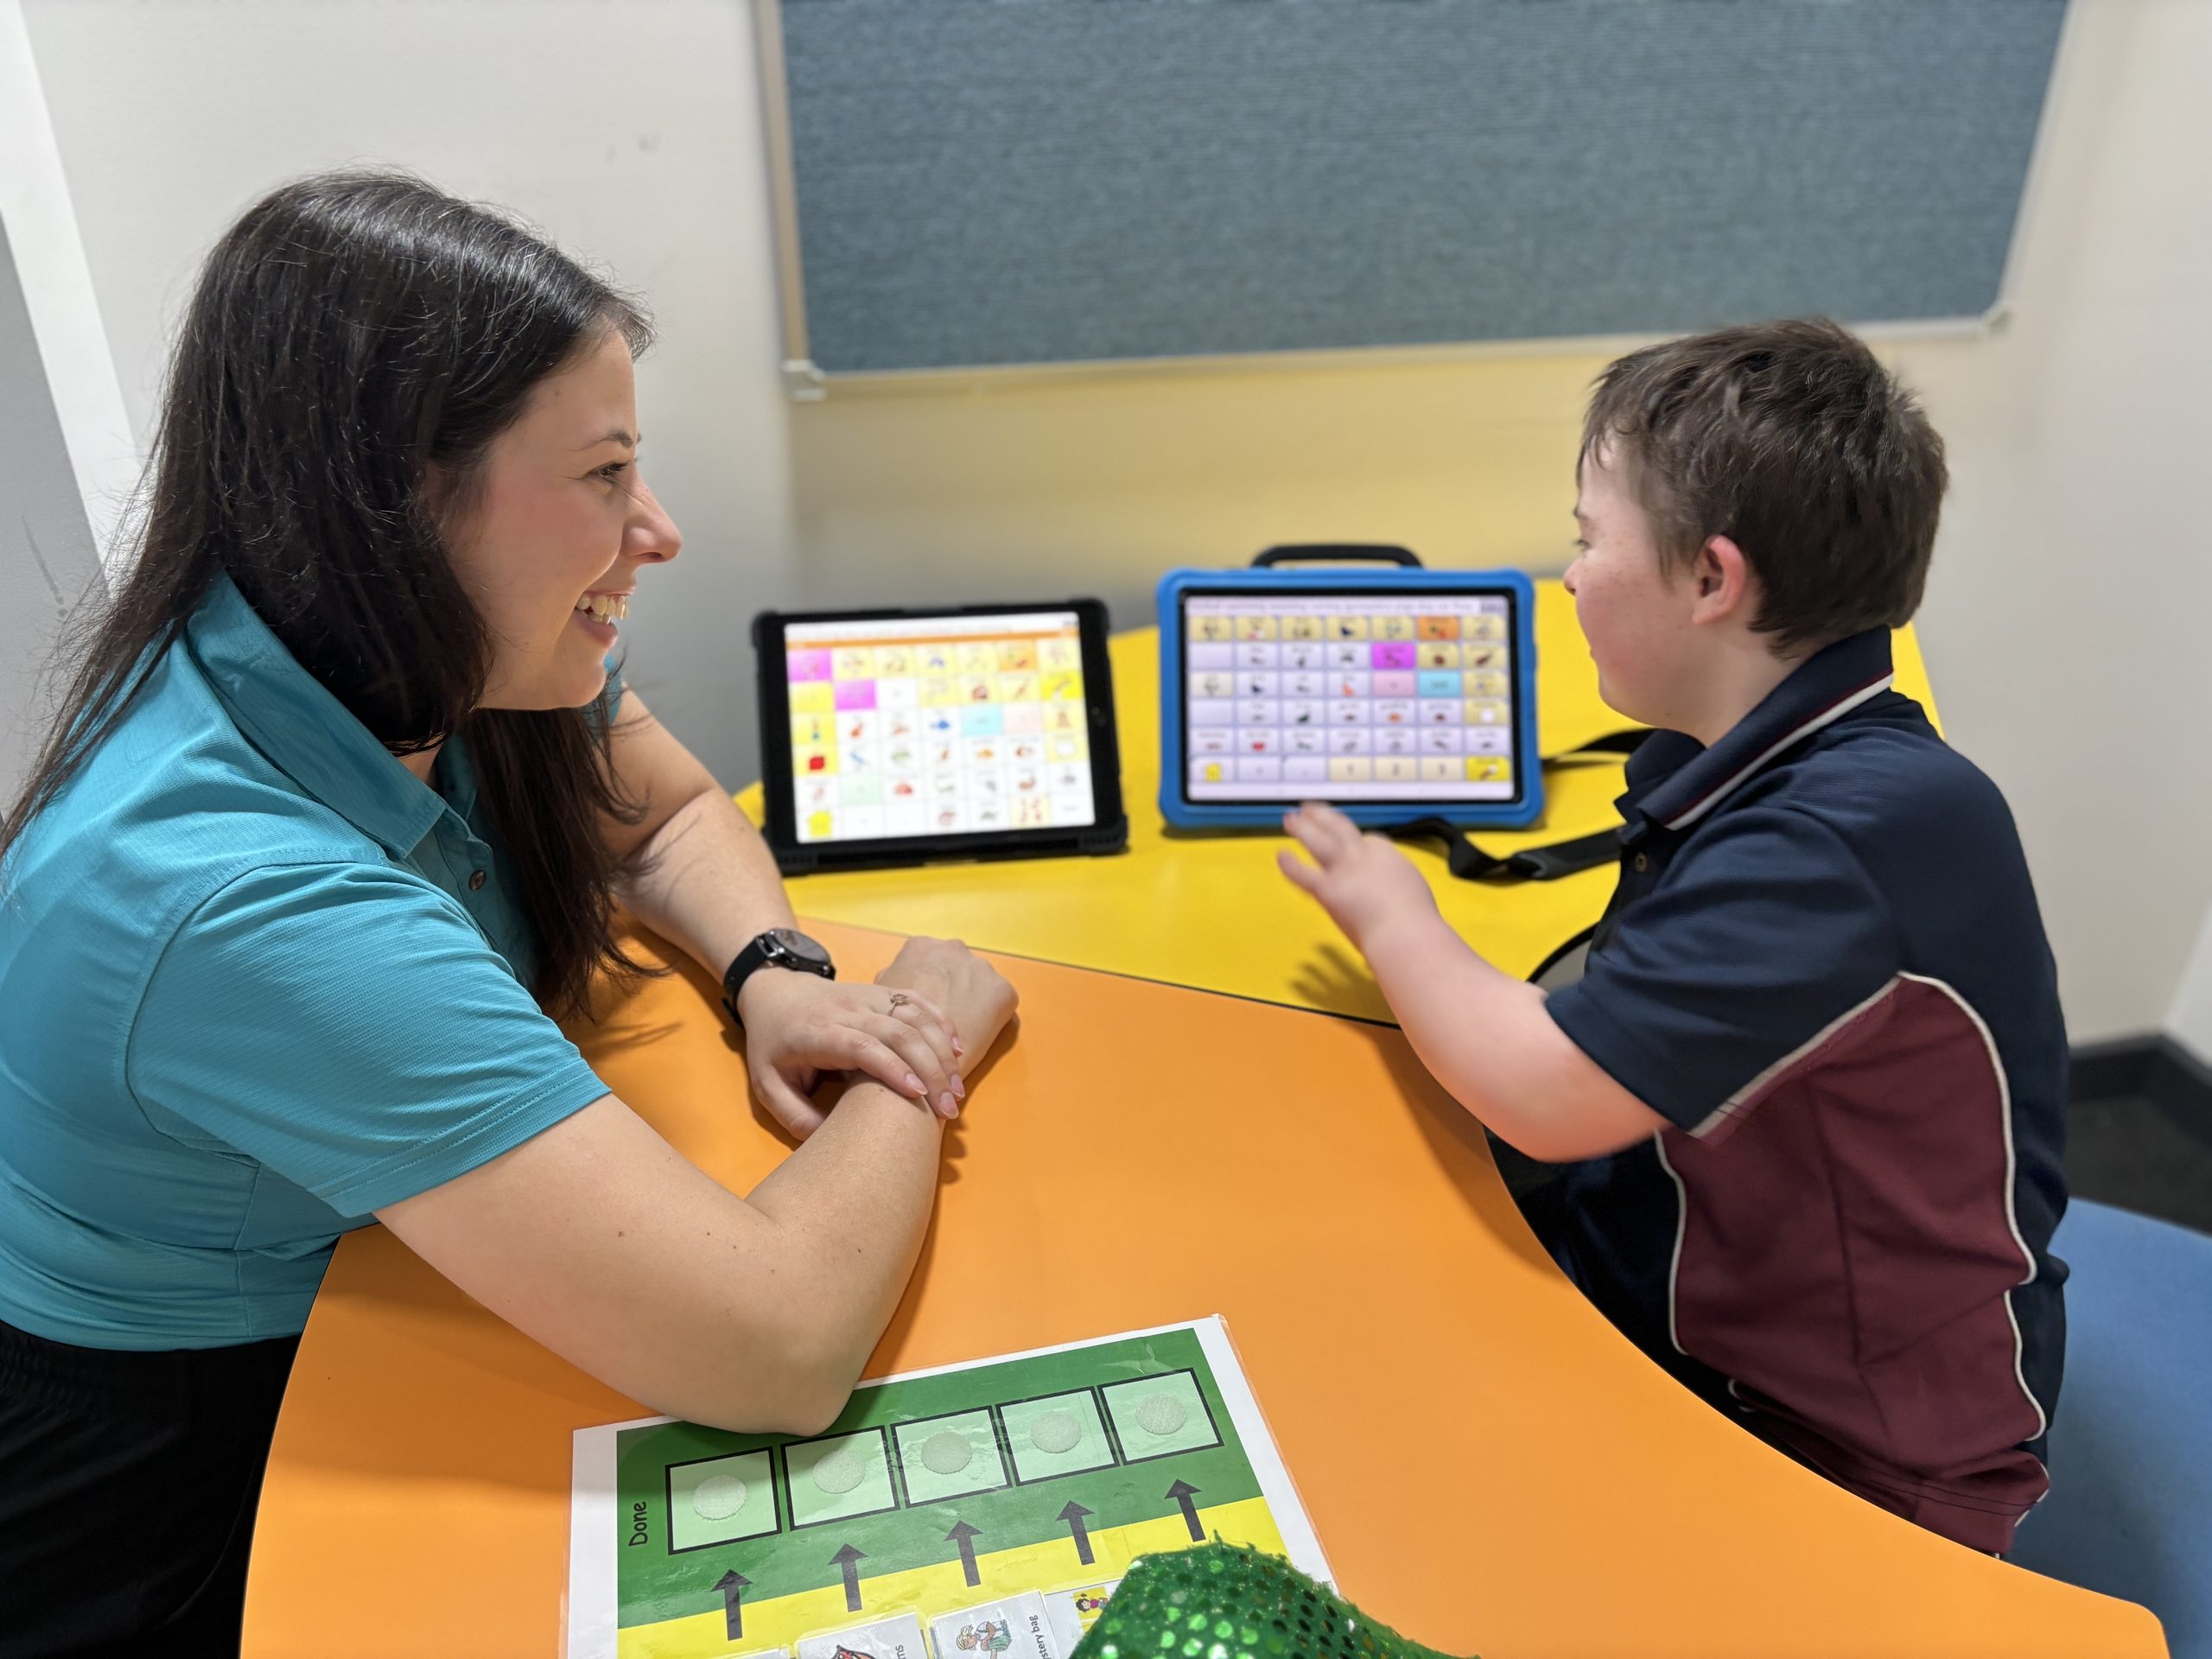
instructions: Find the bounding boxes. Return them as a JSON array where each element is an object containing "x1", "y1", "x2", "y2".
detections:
[{"x1": 1, "y1": 170, "x2": 659, "y2": 1019}]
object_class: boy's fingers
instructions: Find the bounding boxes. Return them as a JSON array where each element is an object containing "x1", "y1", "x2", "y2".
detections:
[
  {"x1": 1297, "y1": 800, "x2": 1362, "y2": 857},
  {"x1": 1281, "y1": 810, "x2": 1338, "y2": 865},
  {"x1": 1277, "y1": 848, "x2": 1325, "y2": 894},
  {"x1": 1300, "y1": 798, "x2": 1351, "y2": 835}
]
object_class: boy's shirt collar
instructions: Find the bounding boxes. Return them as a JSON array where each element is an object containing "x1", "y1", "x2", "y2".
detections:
[{"x1": 1619, "y1": 629, "x2": 1896, "y2": 838}]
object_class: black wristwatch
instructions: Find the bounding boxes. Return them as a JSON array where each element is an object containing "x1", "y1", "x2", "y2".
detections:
[{"x1": 721, "y1": 927, "x2": 836, "y2": 1025}]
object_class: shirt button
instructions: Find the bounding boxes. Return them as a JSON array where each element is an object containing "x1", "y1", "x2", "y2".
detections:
[
  {"x1": 467, "y1": 869, "x2": 487, "y2": 892},
  {"x1": 1632, "y1": 853, "x2": 1649, "y2": 873}
]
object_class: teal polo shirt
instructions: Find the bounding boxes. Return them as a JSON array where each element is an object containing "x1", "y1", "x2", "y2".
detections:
[{"x1": 0, "y1": 575, "x2": 614, "y2": 1350}]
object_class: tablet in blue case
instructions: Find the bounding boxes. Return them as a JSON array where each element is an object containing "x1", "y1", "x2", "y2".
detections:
[{"x1": 1157, "y1": 563, "x2": 1542, "y2": 830}]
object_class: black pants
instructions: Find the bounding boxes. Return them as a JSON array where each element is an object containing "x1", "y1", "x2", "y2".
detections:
[{"x1": 0, "y1": 1318, "x2": 298, "y2": 1658}]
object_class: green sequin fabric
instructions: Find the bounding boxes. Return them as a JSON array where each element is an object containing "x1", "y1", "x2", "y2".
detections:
[{"x1": 1070, "y1": 1542, "x2": 1468, "y2": 1659}]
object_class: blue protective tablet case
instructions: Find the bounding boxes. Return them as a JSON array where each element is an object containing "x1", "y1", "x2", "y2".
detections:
[{"x1": 1157, "y1": 565, "x2": 1543, "y2": 830}]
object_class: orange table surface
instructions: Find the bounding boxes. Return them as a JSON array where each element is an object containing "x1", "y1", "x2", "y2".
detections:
[{"x1": 243, "y1": 920, "x2": 2164, "y2": 1658}]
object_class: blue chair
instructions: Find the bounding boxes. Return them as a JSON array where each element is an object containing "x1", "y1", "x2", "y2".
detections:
[{"x1": 2008, "y1": 1198, "x2": 2212, "y2": 1657}]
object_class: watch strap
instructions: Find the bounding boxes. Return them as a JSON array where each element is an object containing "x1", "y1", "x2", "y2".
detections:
[{"x1": 721, "y1": 930, "x2": 836, "y2": 1025}]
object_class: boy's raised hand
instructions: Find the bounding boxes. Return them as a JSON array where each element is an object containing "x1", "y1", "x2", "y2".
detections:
[{"x1": 1277, "y1": 802, "x2": 1440, "y2": 957}]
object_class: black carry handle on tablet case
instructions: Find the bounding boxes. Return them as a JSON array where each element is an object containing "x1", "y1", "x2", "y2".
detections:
[
  {"x1": 1251, "y1": 543, "x2": 1426, "y2": 569},
  {"x1": 1243, "y1": 544, "x2": 1647, "y2": 884}
]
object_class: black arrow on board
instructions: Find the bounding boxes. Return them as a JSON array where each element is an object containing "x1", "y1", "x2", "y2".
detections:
[
  {"x1": 714, "y1": 1571, "x2": 751, "y2": 1641},
  {"x1": 1166, "y1": 1479, "x2": 1204, "y2": 1541},
  {"x1": 831, "y1": 1542, "x2": 868, "y2": 1612},
  {"x1": 1058, "y1": 1501, "x2": 1096, "y2": 1566},
  {"x1": 947, "y1": 1520, "x2": 983, "y2": 1587}
]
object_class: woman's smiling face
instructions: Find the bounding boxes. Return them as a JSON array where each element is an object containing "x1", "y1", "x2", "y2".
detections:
[{"x1": 443, "y1": 328, "x2": 683, "y2": 711}]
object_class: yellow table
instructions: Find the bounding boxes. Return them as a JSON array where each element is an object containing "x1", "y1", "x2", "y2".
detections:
[{"x1": 738, "y1": 582, "x2": 1940, "y2": 1018}]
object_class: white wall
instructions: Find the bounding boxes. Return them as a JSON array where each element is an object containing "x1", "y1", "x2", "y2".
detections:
[
  {"x1": 21, "y1": 0, "x2": 2212, "y2": 1045},
  {"x1": 2171, "y1": 911, "x2": 2212, "y2": 1065},
  {"x1": 0, "y1": 216, "x2": 105, "y2": 797},
  {"x1": 19, "y1": 0, "x2": 797, "y2": 785},
  {"x1": 2, "y1": 0, "x2": 129, "y2": 799},
  {"x1": 1889, "y1": 0, "x2": 2212, "y2": 1045}
]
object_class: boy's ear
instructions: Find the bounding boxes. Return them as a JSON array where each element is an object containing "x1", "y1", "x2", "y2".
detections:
[{"x1": 1691, "y1": 534, "x2": 1755, "y2": 626}]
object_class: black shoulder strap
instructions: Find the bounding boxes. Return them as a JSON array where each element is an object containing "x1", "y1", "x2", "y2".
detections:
[{"x1": 1381, "y1": 729, "x2": 1649, "y2": 883}]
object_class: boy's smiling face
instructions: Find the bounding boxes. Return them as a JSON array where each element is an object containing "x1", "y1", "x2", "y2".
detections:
[{"x1": 1566, "y1": 442, "x2": 1704, "y2": 729}]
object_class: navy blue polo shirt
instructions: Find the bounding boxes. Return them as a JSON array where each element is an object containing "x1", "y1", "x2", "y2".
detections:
[{"x1": 1542, "y1": 628, "x2": 2067, "y2": 1554}]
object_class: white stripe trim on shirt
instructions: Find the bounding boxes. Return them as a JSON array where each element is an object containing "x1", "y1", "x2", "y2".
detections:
[
  {"x1": 1660, "y1": 672, "x2": 1896, "y2": 832},
  {"x1": 1653, "y1": 1131, "x2": 1691, "y2": 1357},
  {"x1": 1688, "y1": 976, "x2": 1903, "y2": 1140},
  {"x1": 1895, "y1": 971, "x2": 2050, "y2": 1443}
]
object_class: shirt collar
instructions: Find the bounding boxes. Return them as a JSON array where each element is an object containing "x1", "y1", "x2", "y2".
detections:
[
  {"x1": 185, "y1": 573, "x2": 448, "y2": 859},
  {"x1": 433, "y1": 737, "x2": 482, "y2": 824},
  {"x1": 1624, "y1": 629, "x2": 1897, "y2": 836}
]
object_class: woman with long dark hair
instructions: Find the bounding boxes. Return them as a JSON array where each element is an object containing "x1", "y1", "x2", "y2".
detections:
[{"x1": 0, "y1": 172, "x2": 1016, "y2": 1656}]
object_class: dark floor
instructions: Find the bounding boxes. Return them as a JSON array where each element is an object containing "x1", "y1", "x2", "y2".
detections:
[{"x1": 2066, "y1": 1092, "x2": 2212, "y2": 1236}]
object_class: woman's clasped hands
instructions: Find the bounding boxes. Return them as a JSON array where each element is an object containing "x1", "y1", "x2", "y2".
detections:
[{"x1": 736, "y1": 938, "x2": 1019, "y2": 1138}]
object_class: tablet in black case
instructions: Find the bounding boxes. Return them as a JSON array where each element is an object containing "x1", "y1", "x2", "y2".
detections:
[{"x1": 753, "y1": 601, "x2": 1128, "y2": 874}]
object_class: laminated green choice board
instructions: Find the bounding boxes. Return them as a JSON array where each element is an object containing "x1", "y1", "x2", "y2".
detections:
[{"x1": 567, "y1": 1319, "x2": 1329, "y2": 1659}]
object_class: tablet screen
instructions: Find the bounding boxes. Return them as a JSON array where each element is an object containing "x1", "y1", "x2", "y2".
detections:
[
  {"x1": 784, "y1": 611, "x2": 1097, "y2": 843},
  {"x1": 1179, "y1": 590, "x2": 1522, "y2": 804}
]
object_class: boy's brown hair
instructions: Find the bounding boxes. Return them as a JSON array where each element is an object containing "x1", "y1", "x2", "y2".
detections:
[{"x1": 1582, "y1": 317, "x2": 1948, "y2": 652}]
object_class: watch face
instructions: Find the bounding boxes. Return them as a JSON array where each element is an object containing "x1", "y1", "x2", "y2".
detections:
[{"x1": 768, "y1": 927, "x2": 831, "y2": 967}]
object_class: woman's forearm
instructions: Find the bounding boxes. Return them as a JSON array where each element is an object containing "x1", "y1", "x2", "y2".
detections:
[
  {"x1": 741, "y1": 1078, "x2": 946, "y2": 1390},
  {"x1": 617, "y1": 787, "x2": 792, "y2": 978},
  {"x1": 378, "y1": 1083, "x2": 944, "y2": 1437}
]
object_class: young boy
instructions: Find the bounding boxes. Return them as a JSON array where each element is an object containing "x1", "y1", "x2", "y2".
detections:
[{"x1": 1280, "y1": 318, "x2": 2065, "y2": 1554}]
